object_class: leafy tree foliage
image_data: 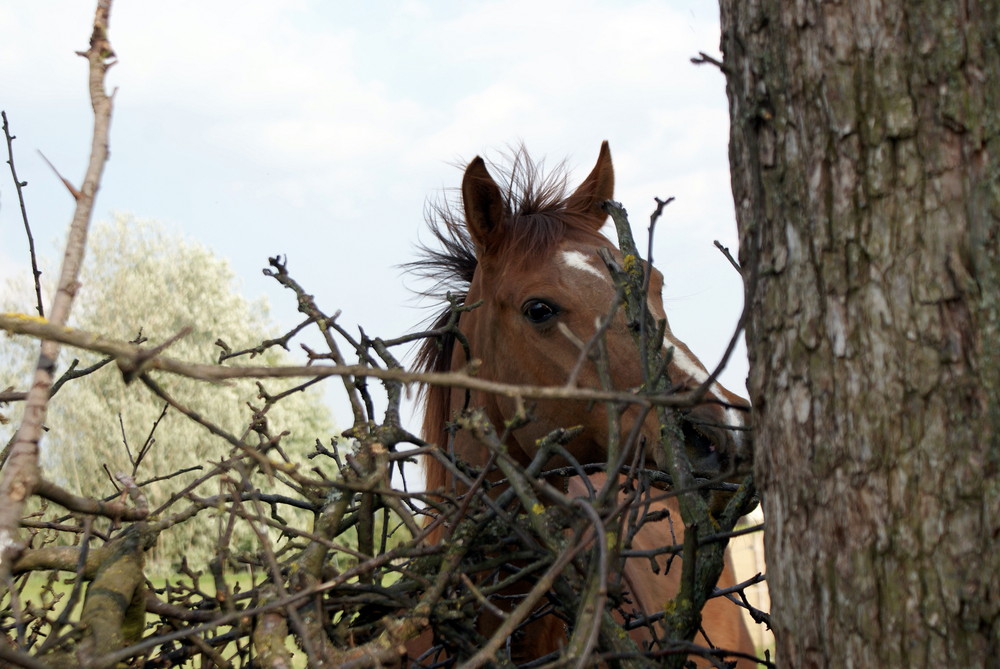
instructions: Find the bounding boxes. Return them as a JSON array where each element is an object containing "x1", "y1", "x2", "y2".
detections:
[{"x1": 2, "y1": 215, "x2": 335, "y2": 573}]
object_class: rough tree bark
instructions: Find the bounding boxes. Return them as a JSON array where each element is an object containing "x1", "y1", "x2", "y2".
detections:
[{"x1": 719, "y1": 1, "x2": 999, "y2": 666}]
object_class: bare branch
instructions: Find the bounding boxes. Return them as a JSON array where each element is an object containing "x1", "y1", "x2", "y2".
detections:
[
  {"x1": 0, "y1": 0, "x2": 116, "y2": 581},
  {"x1": 1, "y1": 112, "x2": 44, "y2": 317},
  {"x1": 690, "y1": 51, "x2": 727, "y2": 72},
  {"x1": 713, "y1": 239, "x2": 741, "y2": 272},
  {"x1": 0, "y1": 313, "x2": 733, "y2": 411},
  {"x1": 34, "y1": 478, "x2": 148, "y2": 521}
]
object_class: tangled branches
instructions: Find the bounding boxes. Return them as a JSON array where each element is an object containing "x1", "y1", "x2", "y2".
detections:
[
  {"x1": 1, "y1": 250, "x2": 769, "y2": 669},
  {"x1": 0, "y1": 3, "x2": 768, "y2": 666}
]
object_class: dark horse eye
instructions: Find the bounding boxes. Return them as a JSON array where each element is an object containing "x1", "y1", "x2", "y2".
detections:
[{"x1": 522, "y1": 299, "x2": 559, "y2": 324}]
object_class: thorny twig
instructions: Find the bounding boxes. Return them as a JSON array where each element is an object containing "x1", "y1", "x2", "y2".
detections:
[{"x1": 1, "y1": 112, "x2": 44, "y2": 317}]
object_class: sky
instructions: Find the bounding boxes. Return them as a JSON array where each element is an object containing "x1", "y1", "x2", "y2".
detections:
[{"x1": 0, "y1": 1, "x2": 748, "y2": 429}]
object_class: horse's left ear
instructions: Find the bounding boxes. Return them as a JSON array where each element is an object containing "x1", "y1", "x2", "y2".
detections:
[
  {"x1": 565, "y1": 140, "x2": 614, "y2": 229},
  {"x1": 462, "y1": 156, "x2": 509, "y2": 253}
]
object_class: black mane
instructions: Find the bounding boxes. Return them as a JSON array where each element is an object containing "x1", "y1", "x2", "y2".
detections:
[{"x1": 407, "y1": 147, "x2": 573, "y2": 376}]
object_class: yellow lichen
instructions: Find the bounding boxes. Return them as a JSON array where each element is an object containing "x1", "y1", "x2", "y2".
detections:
[
  {"x1": 531, "y1": 503, "x2": 545, "y2": 515},
  {"x1": 2, "y1": 312, "x2": 48, "y2": 324}
]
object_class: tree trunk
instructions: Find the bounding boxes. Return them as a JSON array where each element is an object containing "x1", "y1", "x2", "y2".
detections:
[{"x1": 719, "y1": 1, "x2": 1000, "y2": 666}]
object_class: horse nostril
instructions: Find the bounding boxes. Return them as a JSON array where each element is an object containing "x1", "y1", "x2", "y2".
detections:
[
  {"x1": 681, "y1": 419, "x2": 715, "y2": 453},
  {"x1": 680, "y1": 419, "x2": 724, "y2": 476}
]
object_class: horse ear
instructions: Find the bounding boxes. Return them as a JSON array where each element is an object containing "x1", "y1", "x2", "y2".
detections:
[
  {"x1": 462, "y1": 156, "x2": 509, "y2": 252},
  {"x1": 565, "y1": 140, "x2": 614, "y2": 229}
]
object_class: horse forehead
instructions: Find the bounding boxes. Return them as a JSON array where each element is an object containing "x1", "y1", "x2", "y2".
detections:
[
  {"x1": 560, "y1": 246, "x2": 668, "y2": 311},
  {"x1": 559, "y1": 248, "x2": 609, "y2": 283}
]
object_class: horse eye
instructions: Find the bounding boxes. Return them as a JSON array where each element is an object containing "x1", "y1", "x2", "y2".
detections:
[{"x1": 522, "y1": 299, "x2": 559, "y2": 324}]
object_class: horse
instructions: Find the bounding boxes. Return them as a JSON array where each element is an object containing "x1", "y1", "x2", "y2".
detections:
[{"x1": 408, "y1": 142, "x2": 757, "y2": 666}]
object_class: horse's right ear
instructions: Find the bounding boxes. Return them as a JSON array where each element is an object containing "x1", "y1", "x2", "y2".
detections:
[
  {"x1": 462, "y1": 156, "x2": 509, "y2": 253},
  {"x1": 565, "y1": 140, "x2": 614, "y2": 229}
]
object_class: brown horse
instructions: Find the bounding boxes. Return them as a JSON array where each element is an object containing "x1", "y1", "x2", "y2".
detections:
[{"x1": 410, "y1": 142, "x2": 756, "y2": 666}]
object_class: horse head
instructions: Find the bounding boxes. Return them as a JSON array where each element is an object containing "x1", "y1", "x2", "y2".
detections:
[{"x1": 419, "y1": 142, "x2": 750, "y2": 490}]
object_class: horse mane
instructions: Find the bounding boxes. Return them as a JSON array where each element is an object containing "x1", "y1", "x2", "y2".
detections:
[{"x1": 407, "y1": 147, "x2": 606, "y2": 492}]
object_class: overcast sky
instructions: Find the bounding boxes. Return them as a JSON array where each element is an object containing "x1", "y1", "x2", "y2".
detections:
[{"x1": 1, "y1": 1, "x2": 747, "y2": 428}]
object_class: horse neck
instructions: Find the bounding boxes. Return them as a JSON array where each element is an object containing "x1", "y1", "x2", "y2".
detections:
[{"x1": 421, "y1": 381, "x2": 453, "y2": 494}]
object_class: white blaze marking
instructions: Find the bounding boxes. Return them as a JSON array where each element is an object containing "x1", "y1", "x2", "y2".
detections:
[
  {"x1": 665, "y1": 340, "x2": 709, "y2": 386},
  {"x1": 664, "y1": 335, "x2": 745, "y2": 447},
  {"x1": 724, "y1": 408, "x2": 745, "y2": 449},
  {"x1": 561, "y1": 250, "x2": 606, "y2": 281}
]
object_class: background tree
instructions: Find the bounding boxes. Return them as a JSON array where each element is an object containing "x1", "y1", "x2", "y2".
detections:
[
  {"x1": 719, "y1": 1, "x2": 999, "y2": 665},
  {"x1": 2, "y1": 215, "x2": 335, "y2": 573}
]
